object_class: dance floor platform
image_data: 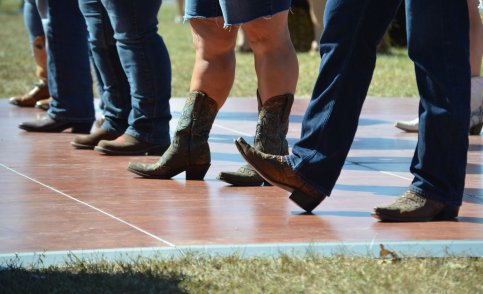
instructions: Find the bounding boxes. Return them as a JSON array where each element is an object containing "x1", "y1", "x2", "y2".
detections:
[{"x1": 0, "y1": 97, "x2": 481, "y2": 266}]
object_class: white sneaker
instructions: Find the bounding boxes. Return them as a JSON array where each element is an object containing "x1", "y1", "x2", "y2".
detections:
[{"x1": 394, "y1": 118, "x2": 419, "y2": 132}]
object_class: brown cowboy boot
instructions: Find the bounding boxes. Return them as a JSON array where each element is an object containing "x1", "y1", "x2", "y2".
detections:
[
  {"x1": 127, "y1": 91, "x2": 218, "y2": 180},
  {"x1": 71, "y1": 128, "x2": 121, "y2": 150},
  {"x1": 372, "y1": 190, "x2": 460, "y2": 222},
  {"x1": 9, "y1": 36, "x2": 51, "y2": 107},
  {"x1": 234, "y1": 137, "x2": 326, "y2": 212},
  {"x1": 95, "y1": 134, "x2": 169, "y2": 156},
  {"x1": 217, "y1": 92, "x2": 294, "y2": 186}
]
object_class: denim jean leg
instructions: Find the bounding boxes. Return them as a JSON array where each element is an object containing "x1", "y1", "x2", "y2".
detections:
[
  {"x1": 78, "y1": 0, "x2": 131, "y2": 135},
  {"x1": 23, "y1": 0, "x2": 44, "y2": 44},
  {"x1": 406, "y1": 0, "x2": 470, "y2": 206},
  {"x1": 36, "y1": 0, "x2": 95, "y2": 123},
  {"x1": 101, "y1": 0, "x2": 172, "y2": 145},
  {"x1": 286, "y1": 0, "x2": 402, "y2": 196}
]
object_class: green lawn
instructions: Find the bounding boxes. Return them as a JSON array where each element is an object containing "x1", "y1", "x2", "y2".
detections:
[
  {"x1": 1, "y1": 254, "x2": 482, "y2": 293},
  {"x1": 0, "y1": 1, "x2": 420, "y2": 99}
]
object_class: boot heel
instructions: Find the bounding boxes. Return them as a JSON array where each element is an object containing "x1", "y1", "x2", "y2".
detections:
[
  {"x1": 186, "y1": 164, "x2": 211, "y2": 180},
  {"x1": 435, "y1": 206, "x2": 460, "y2": 220},
  {"x1": 72, "y1": 122, "x2": 93, "y2": 134},
  {"x1": 469, "y1": 122, "x2": 482, "y2": 135},
  {"x1": 289, "y1": 190, "x2": 325, "y2": 213}
]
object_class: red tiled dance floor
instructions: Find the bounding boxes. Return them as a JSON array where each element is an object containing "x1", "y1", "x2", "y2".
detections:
[{"x1": 0, "y1": 97, "x2": 482, "y2": 265}]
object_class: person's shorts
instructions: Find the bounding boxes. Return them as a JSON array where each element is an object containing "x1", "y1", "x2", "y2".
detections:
[{"x1": 184, "y1": 0, "x2": 292, "y2": 26}]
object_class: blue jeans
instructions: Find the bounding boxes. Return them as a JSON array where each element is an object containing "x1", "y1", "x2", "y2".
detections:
[
  {"x1": 36, "y1": 0, "x2": 95, "y2": 123},
  {"x1": 23, "y1": 0, "x2": 44, "y2": 44},
  {"x1": 185, "y1": 0, "x2": 291, "y2": 26},
  {"x1": 78, "y1": 0, "x2": 172, "y2": 144},
  {"x1": 286, "y1": 0, "x2": 470, "y2": 206}
]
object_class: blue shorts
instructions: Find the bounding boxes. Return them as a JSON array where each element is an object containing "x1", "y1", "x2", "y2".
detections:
[{"x1": 184, "y1": 0, "x2": 292, "y2": 26}]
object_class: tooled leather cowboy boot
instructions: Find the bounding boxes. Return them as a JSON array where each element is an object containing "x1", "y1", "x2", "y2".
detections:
[
  {"x1": 217, "y1": 92, "x2": 294, "y2": 186},
  {"x1": 9, "y1": 36, "x2": 51, "y2": 108},
  {"x1": 372, "y1": 190, "x2": 459, "y2": 222},
  {"x1": 234, "y1": 137, "x2": 326, "y2": 213},
  {"x1": 127, "y1": 91, "x2": 219, "y2": 180}
]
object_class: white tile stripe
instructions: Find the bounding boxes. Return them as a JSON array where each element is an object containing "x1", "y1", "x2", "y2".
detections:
[
  {"x1": 212, "y1": 122, "x2": 252, "y2": 137},
  {"x1": 0, "y1": 163, "x2": 176, "y2": 248},
  {"x1": 378, "y1": 170, "x2": 412, "y2": 181}
]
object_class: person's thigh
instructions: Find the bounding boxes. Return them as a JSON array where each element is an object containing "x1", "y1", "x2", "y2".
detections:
[{"x1": 101, "y1": 0, "x2": 161, "y2": 39}]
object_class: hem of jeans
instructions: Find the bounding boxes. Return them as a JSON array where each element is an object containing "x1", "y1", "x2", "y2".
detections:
[
  {"x1": 185, "y1": 8, "x2": 290, "y2": 28},
  {"x1": 101, "y1": 119, "x2": 128, "y2": 136},
  {"x1": 409, "y1": 185, "x2": 462, "y2": 207},
  {"x1": 47, "y1": 112, "x2": 95, "y2": 123},
  {"x1": 285, "y1": 155, "x2": 332, "y2": 197},
  {"x1": 124, "y1": 128, "x2": 171, "y2": 146}
]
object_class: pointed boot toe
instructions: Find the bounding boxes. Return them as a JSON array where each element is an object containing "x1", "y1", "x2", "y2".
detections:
[
  {"x1": 19, "y1": 116, "x2": 93, "y2": 134},
  {"x1": 71, "y1": 128, "x2": 120, "y2": 149},
  {"x1": 235, "y1": 137, "x2": 325, "y2": 212},
  {"x1": 217, "y1": 165, "x2": 266, "y2": 186},
  {"x1": 94, "y1": 134, "x2": 169, "y2": 155},
  {"x1": 372, "y1": 191, "x2": 460, "y2": 222},
  {"x1": 127, "y1": 162, "x2": 162, "y2": 178}
]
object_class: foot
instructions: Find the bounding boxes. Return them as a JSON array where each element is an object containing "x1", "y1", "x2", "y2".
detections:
[
  {"x1": 217, "y1": 165, "x2": 268, "y2": 186},
  {"x1": 394, "y1": 118, "x2": 419, "y2": 132},
  {"x1": 372, "y1": 190, "x2": 459, "y2": 222},
  {"x1": 35, "y1": 97, "x2": 52, "y2": 111},
  {"x1": 71, "y1": 128, "x2": 120, "y2": 149},
  {"x1": 9, "y1": 82, "x2": 50, "y2": 107},
  {"x1": 18, "y1": 116, "x2": 93, "y2": 134},
  {"x1": 235, "y1": 137, "x2": 325, "y2": 212},
  {"x1": 95, "y1": 134, "x2": 169, "y2": 156}
]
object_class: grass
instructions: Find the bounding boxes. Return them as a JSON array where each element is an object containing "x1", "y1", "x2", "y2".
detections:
[
  {"x1": 0, "y1": 1, "x2": 420, "y2": 99},
  {"x1": 1, "y1": 253, "x2": 482, "y2": 293}
]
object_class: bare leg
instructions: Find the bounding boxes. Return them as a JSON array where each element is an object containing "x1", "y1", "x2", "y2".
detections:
[
  {"x1": 242, "y1": 10, "x2": 299, "y2": 102},
  {"x1": 175, "y1": 0, "x2": 184, "y2": 23},
  {"x1": 189, "y1": 18, "x2": 238, "y2": 108},
  {"x1": 468, "y1": 0, "x2": 483, "y2": 76},
  {"x1": 308, "y1": 0, "x2": 327, "y2": 50}
]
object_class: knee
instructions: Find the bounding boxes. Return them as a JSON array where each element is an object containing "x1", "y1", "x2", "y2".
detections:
[
  {"x1": 192, "y1": 29, "x2": 237, "y2": 59},
  {"x1": 244, "y1": 26, "x2": 292, "y2": 55}
]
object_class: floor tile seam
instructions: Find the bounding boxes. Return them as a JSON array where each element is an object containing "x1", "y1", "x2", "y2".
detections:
[{"x1": 0, "y1": 163, "x2": 176, "y2": 248}]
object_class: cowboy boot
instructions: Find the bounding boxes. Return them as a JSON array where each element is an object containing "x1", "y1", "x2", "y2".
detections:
[
  {"x1": 127, "y1": 91, "x2": 218, "y2": 180},
  {"x1": 218, "y1": 92, "x2": 294, "y2": 186},
  {"x1": 9, "y1": 36, "x2": 50, "y2": 107}
]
